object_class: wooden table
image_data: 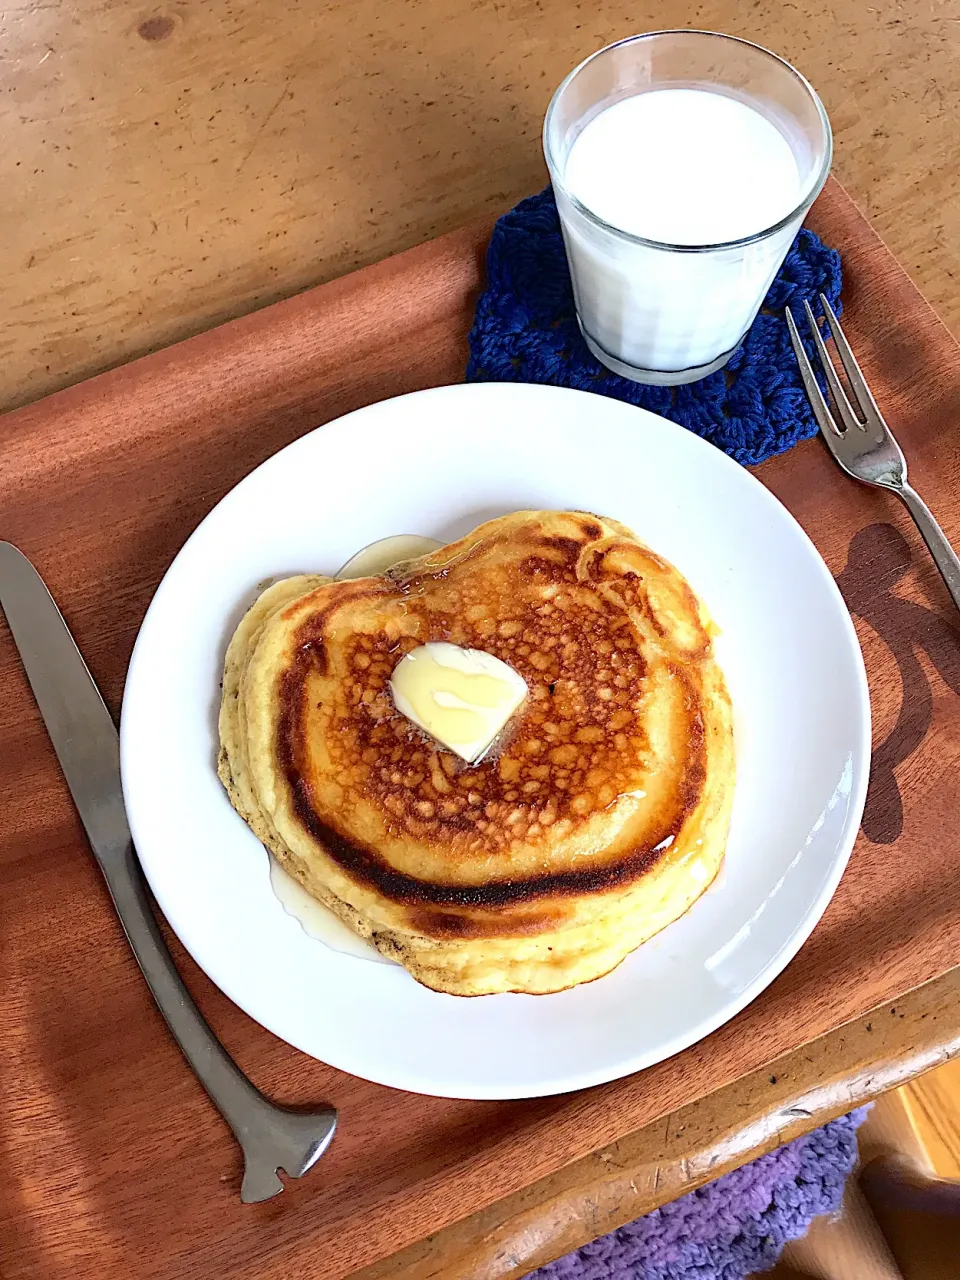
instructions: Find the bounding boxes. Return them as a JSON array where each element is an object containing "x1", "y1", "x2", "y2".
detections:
[
  {"x1": 4, "y1": 0, "x2": 960, "y2": 412},
  {"x1": 3, "y1": 1, "x2": 960, "y2": 1276}
]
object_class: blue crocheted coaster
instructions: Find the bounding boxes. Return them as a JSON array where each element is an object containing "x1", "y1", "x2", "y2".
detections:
[{"x1": 466, "y1": 188, "x2": 841, "y2": 467}]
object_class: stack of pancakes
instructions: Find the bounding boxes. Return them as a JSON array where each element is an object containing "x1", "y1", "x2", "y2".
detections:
[{"x1": 218, "y1": 510, "x2": 734, "y2": 996}]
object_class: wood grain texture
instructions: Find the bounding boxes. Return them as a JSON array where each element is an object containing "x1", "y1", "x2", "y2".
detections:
[
  {"x1": 1, "y1": 0, "x2": 959, "y2": 412},
  {"x1": 0, "y1": 178, "x2": 959, "y2": 1280},
  {"x1": 900, "y1": 1061, "x2": 960, "y2": 1180},
  {"x1": 352, "y1": 973, "x2": 960, "y2": 1280},
  {"x1": 758, "y1": 1069, "x2": 960, "y2": 1280}
]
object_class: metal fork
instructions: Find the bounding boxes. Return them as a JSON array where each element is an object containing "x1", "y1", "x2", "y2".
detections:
[{"x1": 787, "y1": 294, "x2": 960, "y2": 613}]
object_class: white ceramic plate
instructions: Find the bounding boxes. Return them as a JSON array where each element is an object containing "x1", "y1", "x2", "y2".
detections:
[{"x1": 120, "y1": 382, "x2": 870, "y2": 1100}]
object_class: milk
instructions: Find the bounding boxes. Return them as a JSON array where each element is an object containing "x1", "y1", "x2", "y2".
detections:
[
  {"x1": 565, "y1": 91, "x2": 800, "y2": 246},
  {"x1": 554, "y1": 88, "x2": 805, "y2": 381}
]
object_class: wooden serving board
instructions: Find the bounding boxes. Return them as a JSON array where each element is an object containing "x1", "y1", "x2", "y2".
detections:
[{"x1": 1, "y1": 178, "x2": 959, "y2": 1280}]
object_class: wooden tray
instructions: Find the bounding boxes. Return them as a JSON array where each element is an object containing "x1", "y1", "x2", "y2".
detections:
[{"x1": 1, "y1": 178, "x2": 959, "y2": 1280}]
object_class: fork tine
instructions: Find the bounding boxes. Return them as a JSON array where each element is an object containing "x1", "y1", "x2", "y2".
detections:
[
  {"x1": 802, "y1": 301, "x2": 863, "y2": 433},
  {"x1": 818, "y1": 293, "x2": 885, "y2": 425},
  {"x1": 785, "y1": 306, "x2": 842, "y2": 438}
]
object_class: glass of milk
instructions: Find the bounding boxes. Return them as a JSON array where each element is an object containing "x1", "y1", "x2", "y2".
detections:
[{"x1": 543, "y1": 31, "x2": 832, "y2": 385}]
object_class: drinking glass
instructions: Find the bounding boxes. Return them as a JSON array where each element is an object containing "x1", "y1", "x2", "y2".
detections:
[{"x1": 543, "y1": 31, "x2": 832, "y2": 385}]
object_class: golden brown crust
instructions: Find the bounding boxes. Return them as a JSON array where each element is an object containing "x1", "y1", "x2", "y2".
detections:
[{"x1": 221, "y1": 511, "x2": 735, "y2": 995}]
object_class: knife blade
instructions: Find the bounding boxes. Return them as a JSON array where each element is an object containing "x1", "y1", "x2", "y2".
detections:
[
  {"x1": 0, "y1": 542, "x2": 337, "y2": 1201},
  {"x1": 0, "y1": 541, "x2": 129, "y2": 859}
]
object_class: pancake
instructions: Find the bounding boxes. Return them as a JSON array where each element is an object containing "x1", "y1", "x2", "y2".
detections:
[
  {"x1": 218, "y1": 574, "x2": 331, "y2": 842},
  {"x1": 218, "y1": 511, "x2": 735, "y2": 996}
]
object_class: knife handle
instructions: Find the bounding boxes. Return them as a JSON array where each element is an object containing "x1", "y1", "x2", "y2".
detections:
[{"x1": 100, "y1": 841, "x2": 337, "y2": 1202}]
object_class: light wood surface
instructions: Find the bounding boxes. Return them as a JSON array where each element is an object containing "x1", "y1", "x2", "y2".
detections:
[
  {"x1": 2, "y1": 0, "x2": 960, "y2": 412},
  {"x1": 899, "y1": 1060, "x2": 960, "y2": 1180},
  {"x1": 0, "y1": 179, "x2": 959, "y2": 1280},
  {"x1": 758, "y1": 1060, "x2": 960, "y2": 1280},
  {"x1": 855, "y1": 1085, "x2": 960, "y2": 1279},
  {"x1": 354, "y1": 972, "x2": 960, "y2": 1280},
  {"x1": 4, "y1": 3, "x2": 960, "y2": 1278}
]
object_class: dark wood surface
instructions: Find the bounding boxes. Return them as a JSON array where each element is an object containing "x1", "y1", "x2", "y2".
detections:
[
  {"x1": 355, "y1": 971, "x2": 960, "y2": 1279},
  {"x1": 1, "y1": 178, "x2": 959, "y2": 1280}
]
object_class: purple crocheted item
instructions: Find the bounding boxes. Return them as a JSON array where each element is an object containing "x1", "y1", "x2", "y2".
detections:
[
  {"x1": 531, "y1": 1109, "x2": 868, "y2": 1280},
  {"x1": 466, "y1": 188, "x2": 842, "y2": 467}
]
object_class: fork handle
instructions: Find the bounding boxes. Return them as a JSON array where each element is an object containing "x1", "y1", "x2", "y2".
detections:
[{"x1": 896, "y1": 484, "x2": 960, "y2": 614}]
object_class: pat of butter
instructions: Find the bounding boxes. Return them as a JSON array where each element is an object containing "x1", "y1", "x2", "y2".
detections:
[{"x1": 390, "y1": 642, "x2": 527, "y2": 763}]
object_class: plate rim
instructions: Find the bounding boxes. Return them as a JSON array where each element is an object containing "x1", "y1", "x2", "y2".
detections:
[{"x1": 120, "y1": 381, "x2": 871, "y2": 1099}]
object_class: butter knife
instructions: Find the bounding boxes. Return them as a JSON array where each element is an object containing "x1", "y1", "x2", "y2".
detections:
[{"x1": 0, "y1": 542, "x2": 337, "y2": 1202}]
